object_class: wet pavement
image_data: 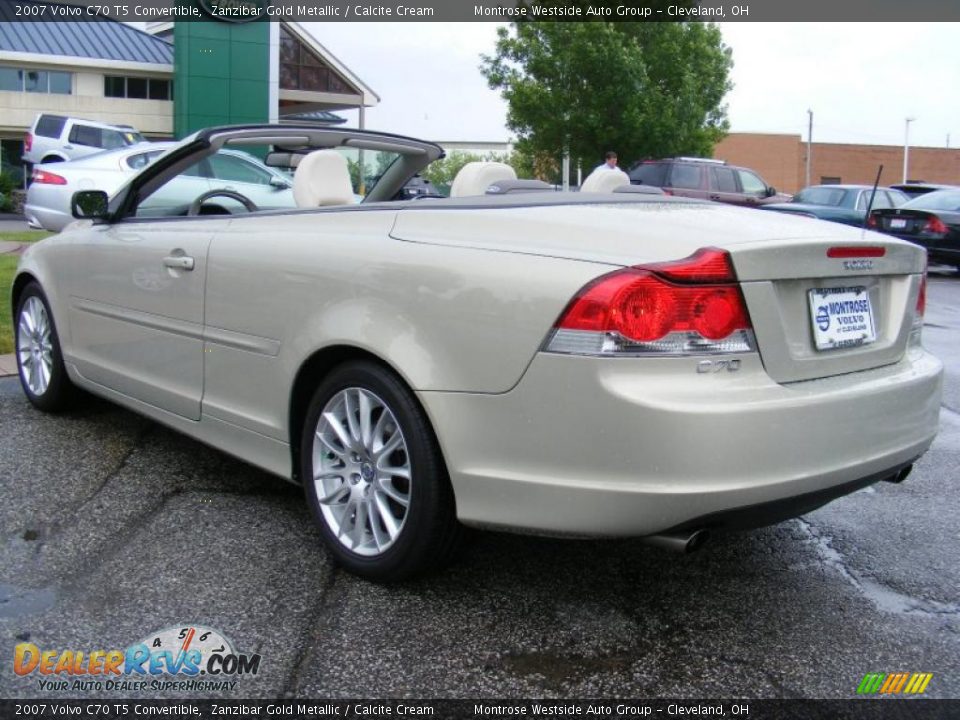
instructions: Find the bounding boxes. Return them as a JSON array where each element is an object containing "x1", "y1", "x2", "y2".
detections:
[{"x1": 0, "y1": 270, "x2": 958, "y2": 700}]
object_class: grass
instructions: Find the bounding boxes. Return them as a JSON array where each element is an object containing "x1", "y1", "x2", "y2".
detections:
[{"x1": 0, "y1": 230, "x2": 52, "y2": 354}]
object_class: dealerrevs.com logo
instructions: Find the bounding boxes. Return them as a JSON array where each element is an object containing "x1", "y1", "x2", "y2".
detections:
[{"x1": 13, "y1": 625, "x2": 261, "y2": 693}]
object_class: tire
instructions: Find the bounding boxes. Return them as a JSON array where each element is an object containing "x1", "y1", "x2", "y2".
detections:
[
  {"x1": 15, "y1": 282, "x2": 74, "y2": 412},
  {"x1": 301, "y1": 361, "x2": 462, "y2": 582}
]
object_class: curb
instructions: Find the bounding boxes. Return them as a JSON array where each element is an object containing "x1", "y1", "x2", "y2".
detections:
[{"x1": 0, "y1": 353, "x2": 17, "y2": 378}]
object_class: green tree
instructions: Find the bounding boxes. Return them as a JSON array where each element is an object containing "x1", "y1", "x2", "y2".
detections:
[
  {"x1": 480, "y1": 20, "x2": 733, "y2": 176},
  {"x1": 421, "y1": 151, "x2": 485, "y2": 196}
]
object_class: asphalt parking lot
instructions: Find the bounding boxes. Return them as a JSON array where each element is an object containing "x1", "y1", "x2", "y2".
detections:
[{"x1": 1, "y1": 270, "x2": 958, "y2": 701}]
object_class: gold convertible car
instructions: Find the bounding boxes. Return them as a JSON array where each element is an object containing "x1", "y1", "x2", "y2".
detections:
[{"x1": 12, "y1": 125, "x2": 942, "y2": 581}]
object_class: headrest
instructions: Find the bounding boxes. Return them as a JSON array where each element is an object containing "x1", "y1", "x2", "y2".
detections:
[
  {"x1": 580, "y1": 168, "x2": 630, "y2": 193},
  {"x1": 292, "y1": 149, "x2": 355, "y2": 207},
  {"x1": 450, "y1": 162, "x2": 517, "y2": 198}
]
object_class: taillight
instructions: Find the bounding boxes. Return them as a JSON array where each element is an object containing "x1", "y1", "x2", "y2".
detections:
[
  {"x1": 662, "y1": 188, "x2": 674, "y2": 196},
  {"x1": 31, "y1": 168, "x2": 67, "y2": 185},
  {"x1": 910, "y1": 261, "x2": 927, "y2": 348},
  {"x1": 916, "y1": 273, "x2": 926, "y2": 319},
  {"x1": 24, "y1": 132, "x2": 33, "y2": 152},
  {"x1": 866, "y1": 213, "x2": 878, "y2": 228},
  {"x1": 923, "y1": 217, "x2": 948, "y2": 235},
  {"x1": 827, "y1": 246, "x2": 886, "y2": 258},
  {"x1": 544, "y1": 248, "x2": 755, "y2": 356}
]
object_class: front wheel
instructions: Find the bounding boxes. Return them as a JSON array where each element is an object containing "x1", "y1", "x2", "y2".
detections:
[
  {"x1": 301, "y1": 362, "x2": 461, "y2": 581},
  {"x1": 15, "y1": 282, "x2": 74, "y2": 411}
]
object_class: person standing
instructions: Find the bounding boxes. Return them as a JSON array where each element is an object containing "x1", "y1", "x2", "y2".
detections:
[{"x1": 595, "y1": 151, "x2": 619, "y2": 172}]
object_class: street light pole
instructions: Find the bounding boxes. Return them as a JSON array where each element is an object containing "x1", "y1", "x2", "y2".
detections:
[
  {"x1": 806, "y1": 109, "x2": 813, "y2": 188},
  {"x1": 903, "y1": 117, "x2": 915, "y2": 184}
]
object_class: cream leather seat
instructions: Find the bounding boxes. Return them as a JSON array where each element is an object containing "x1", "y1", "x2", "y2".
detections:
[
  {"x1": 580, "y1": 168, "x2": 630, "y2": 193},
  {"x1": 292, "y1": 150, "x2": 355, "y2": 207},
  {"x1": 449, "y1": 162, "x2": 517, "y2": 198}
]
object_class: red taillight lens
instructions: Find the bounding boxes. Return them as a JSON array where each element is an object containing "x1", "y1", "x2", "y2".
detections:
[
  {"x1": 923, "y1": 217, "x2": 948, "y2": 234},
  {"x1": 24, "y1": 132, "x2": 33, "y2": 152},
  {"x1": 548, "y1": 248, "x2": 754, "y2": 355},
  {"x1": 916, "y1": 273, "x2": 927, "y2": 318},
  {"x1": 827, "y1": 246, "x2": 886, "y2": 258},
  {"x1": 866, "y1": 214, "x2": 878, "y2": 228},
  {"x1": 31, "y1": 168, "x2": 67, "y2": 185}
]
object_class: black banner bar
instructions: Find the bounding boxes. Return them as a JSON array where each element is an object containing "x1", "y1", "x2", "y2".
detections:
[
  {"x1": 2, "y1": 699, "x2": 958, "y2": 720},
  {"x1": 2, "y1": 0, "x2": 960, "y2": 22}
]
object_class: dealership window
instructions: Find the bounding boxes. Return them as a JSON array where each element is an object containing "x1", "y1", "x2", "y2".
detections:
[
  {"x1": 821, "y1": 176, "x2": 842, "y2": 185},
  {"x1": 104, "y1": 76, "x2": 172, "y2": 100},
  {"x1": 0, "y1": 67, "x2": 71, "y2": 94},
  {"x1": 279, "y1": 26, "x2": 355, "y2": 94}
]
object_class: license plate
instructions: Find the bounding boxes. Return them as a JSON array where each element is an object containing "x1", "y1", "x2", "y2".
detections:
[
  {"x1": 808, "y1": 287, "x2": 877, "y2": 351},
  {"x1": 890, "y1": 218, "x2": 907, "y2": 229}
]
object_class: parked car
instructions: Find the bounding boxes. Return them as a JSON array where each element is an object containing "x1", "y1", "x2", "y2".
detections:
[
  {"x1": 869, "y1": 189, "x2": 960, "y2": 270},
  {"x1": 23, "y1": 113, "x2": 146, "y2": 166},
  {"x1": 13, "y1": 124, "x2": 941, "y2": 581},
  {"x1": 627, "y1": 157, "x2": 791, "y2": 206},
  {"x1": 761, "y1": 184, "x2": 909, "y2": 227},
  {"x1": 890, "y1": 182, "x2": 960, "y2": 199},
  {"x1": 25, "y1": 142, "x2": 296, "y2": 231}
]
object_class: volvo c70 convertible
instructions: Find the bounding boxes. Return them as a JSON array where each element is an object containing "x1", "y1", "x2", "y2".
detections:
[{"x1": 12, "y1": 125, "x2": 943, "y2": 581}]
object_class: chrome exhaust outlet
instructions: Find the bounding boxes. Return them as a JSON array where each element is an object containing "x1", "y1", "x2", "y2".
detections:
[
  {"x1": 643, "y1": 529, "x2": 710, "y2": 554},
  {"x1": 883, "y1": 464, "x2": 913, "y2": 484}
]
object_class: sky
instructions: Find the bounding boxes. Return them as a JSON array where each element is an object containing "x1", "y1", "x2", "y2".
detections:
[{"x1": 306, "y1": 21, "x2": 960, "y2": 149}]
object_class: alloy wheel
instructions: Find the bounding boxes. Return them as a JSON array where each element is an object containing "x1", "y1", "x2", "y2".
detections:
[
  {"x1": 311, "y1": 387, "x2": 412, "y2": 556},
  {"x1": 17, "y1": 296, "x2": 54, "y2": 397}
]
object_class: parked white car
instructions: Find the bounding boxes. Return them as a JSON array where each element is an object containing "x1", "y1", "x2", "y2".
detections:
[
  {"x1": 23, "y1": 113, "x2": 147, "y2": 166},
  {"x1": 13, "y1": 124, "x2": 942, "y2": 582},
  {"x1": 25, "y1": 142, "x2": 296, "y2": 231}
]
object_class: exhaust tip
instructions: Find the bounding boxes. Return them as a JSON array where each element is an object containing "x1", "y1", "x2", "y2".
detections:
[
  {"x1": 685, "y1": 529, "x2": 710, "y2": 553},
  {"x1": 884, "y1": 464, "x2": 913, "y2": 484},
  {"x1": 643, "y1": 529, "x2": 711, "y2": 554}
]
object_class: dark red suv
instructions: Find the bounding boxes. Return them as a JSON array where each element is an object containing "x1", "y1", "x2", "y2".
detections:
[{"x1": 627, "y1": 157, "x2": 791, "y2": 207}]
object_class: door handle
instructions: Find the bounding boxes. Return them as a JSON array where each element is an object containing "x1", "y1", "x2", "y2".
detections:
[
  {"x1": 163, "y1": 255, "x2": 195, "y2": 271},
  {"x1": 709, "y1": 194, "x2": 721, "y2": 200}
]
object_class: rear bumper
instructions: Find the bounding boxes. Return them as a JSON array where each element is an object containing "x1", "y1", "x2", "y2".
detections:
[
  {"x1": 23, "y1": 201, "x2": 70, "y2": 232},
  {"x1": 420, "y1": 349, "x2": 942, "y2": 537}
]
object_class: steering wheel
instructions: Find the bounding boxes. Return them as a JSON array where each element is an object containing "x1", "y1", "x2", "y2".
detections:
[{"x1": 187, "y1": 189, "x2": 259, "y2": 216}]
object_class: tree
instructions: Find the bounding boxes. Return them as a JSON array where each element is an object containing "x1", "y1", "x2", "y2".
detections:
[
  {"x1": 422, "y1": 149, "x2": 541, "y2": 194},
  {"x1": 480, "y1": 20, "x2": 733, "y2": 175}
]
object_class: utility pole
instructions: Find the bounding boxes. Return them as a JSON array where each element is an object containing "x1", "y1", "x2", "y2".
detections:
[
  {"x1": 805, "y1": 109, "x2": 813, "y2": 188},
  {"x1": 903, "y1": 117, "x2": 915, "y2": 184}
]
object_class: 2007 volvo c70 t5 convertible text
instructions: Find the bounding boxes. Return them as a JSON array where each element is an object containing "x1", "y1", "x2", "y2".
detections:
[{"x1": 12, "y1": 125, "x2": 942, "y2": 581}]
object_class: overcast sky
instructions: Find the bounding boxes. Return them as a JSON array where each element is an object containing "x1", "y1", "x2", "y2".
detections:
[{"x1": 308, "y1": 22, "x2": 959, "y2": 149}]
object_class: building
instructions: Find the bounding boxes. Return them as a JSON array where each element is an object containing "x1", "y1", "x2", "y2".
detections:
[
  {"x1": 714, "y1": 133, "x2": 960, "y2": 194},
  {"x1": 0, "y1": 8, "x2": 377, "y2": 180}
]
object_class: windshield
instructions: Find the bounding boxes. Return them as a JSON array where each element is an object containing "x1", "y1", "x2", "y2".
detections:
[
  {"x1": 904, "y1": 190, "x2": 960, "y2": 212},
  {"x1": 794, "y1": 187, "x2": 848, "y2": 207}
]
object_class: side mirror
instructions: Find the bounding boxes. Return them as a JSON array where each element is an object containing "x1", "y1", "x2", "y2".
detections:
[
  {"x1": 269, "y1": 176, "x2": 291, "y2": 190},
  {"x1": 71, "y1": 190, "x2": 110, "y2": 221},
  {"x1": 766, "y1": 186, "x2": 777, "y2": 197}
]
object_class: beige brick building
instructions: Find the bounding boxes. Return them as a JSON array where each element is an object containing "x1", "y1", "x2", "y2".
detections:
[{"x1": 713, "y1": 133, "x2": 960, "y2": 194}]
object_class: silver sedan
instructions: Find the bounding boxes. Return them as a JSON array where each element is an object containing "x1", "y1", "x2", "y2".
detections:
[{"x1": 12, "y1": 124, "x2": 943, "y2": 581}]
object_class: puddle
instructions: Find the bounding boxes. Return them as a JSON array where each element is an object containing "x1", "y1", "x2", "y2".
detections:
[
  {"x1": 794, "y1": 519, "x2": 960, "y2": 618},
  {"x1": 0, "y1": 583, "x2": 57, "y2": 619}
]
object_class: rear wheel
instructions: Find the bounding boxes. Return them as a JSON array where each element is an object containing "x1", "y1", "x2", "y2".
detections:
[
  {"x1": 301, "y1": 361, "x2": 461, "y2": 581},
  {"x1": 15, "y1": 283, "x2": 73, "y2": 411}
]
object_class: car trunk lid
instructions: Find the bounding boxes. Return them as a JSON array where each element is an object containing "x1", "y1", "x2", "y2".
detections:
[
  {"x1": 728, "y1": 237, "x2": 924, "y2": 383},
  {"x1": 391, "y1": 198, "x2": 926, "y2": 384}
]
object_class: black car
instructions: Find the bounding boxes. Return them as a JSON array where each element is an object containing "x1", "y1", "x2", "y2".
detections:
[{"x1": 870, "y1": 190, "x2": 960, "y2": 270}]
